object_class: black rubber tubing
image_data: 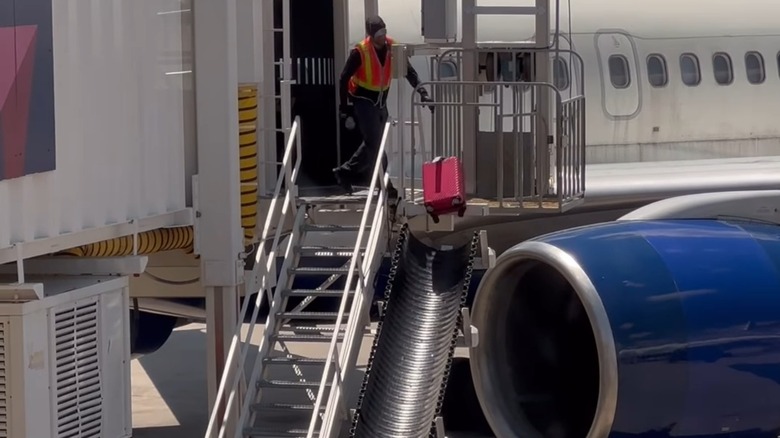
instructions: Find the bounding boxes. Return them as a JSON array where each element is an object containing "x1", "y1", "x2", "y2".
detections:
[{"x1": 352, "y1": 230, "x2": 474, "y2": 438}]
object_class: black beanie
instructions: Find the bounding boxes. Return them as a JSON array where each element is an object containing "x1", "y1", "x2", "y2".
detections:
[{"x1": 365, "y1": 15, "x2": 386, "y2": 37}]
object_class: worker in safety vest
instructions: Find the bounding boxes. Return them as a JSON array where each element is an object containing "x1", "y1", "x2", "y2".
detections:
[{"x1": 333, "y1": 15, "x2": 433, "y2": 199}]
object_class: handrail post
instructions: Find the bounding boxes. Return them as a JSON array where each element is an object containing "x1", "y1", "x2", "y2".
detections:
[
  {"x1": 314, "y1": 121, "x2": 392, "y2": 438},
  {"x1": 204, "y1": 116, "x2": 303, "y2": 438}
]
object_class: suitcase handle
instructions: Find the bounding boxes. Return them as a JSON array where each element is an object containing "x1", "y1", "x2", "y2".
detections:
[{"x1": 434, "y1": 157, "x2": 442, "y2": 194}]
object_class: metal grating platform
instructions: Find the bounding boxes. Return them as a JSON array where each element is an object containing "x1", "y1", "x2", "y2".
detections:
[
  {"x1": 297, "y1": 185, "x2": 378, "y2": 206},
  {"x1": 399, "y1": 188, "x2": 579, "y2": 215}
]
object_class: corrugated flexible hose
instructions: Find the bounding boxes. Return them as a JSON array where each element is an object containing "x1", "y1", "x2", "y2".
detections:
[
  {"x1": 238, "y1": 84, "x2": 259, "y2": 244},
  {"x1": 351, "y1": 226, "x2": 479, "y2": 438},
  {"x1": 60, "y1": 226, "x2": 195, "y2": 257}
]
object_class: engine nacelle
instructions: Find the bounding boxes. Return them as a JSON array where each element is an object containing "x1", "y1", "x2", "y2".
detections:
[{"x1": 470, "y1": 218, "x2": 780, "y2": 438}]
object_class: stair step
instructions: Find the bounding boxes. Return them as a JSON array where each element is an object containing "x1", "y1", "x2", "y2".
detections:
[
  {"x1": 243, "y1": 426, "x2": 319, "y2": 437},
  {"x1": 288, "y1": 266, "x2": 357, "y2": 275},
  {"x1": 250, "y1": 402, "x2": 326, "y2": 413},
  {"x1": 263, "y1": 356, "x2": 330, "y2": 366},
  {"x1": 282, "y1": 289, "x2": 356, "y2": 298},
  {"x1": 258, "y1": 379, "x2": 332, "y2": 389},
  {"x1": 295, "y1": 245, "x2": 366, "y2": 256},
  {"x1": 302, "y1": 224, "x2": 365, "y2": 232},
  {"x1": 279, "y1": 324, "x2": 345, "y2": 332},
  {"x1": 299, "y1": 194, "x2": 374, "y2": 205},
  {"x1": 277, "y1": 311, "x2": 349, "y2": 320},
  {"x1": 272, "y1": 332, "x2": 345, "y2": 342}
]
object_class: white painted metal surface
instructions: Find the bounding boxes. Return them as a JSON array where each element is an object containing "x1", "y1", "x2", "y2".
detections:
[
  {"x1": 0, "y1": 0, "x2": 194, "y2": 258},
  {"x1": 191, "y1": 0, "x2": 244, "y2": 434},
  {"x1": 0, "y1": 275, "x2": 131, "y2": 438}
]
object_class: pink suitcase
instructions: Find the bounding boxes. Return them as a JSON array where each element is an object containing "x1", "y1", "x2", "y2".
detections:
[{"x1": 422, "y1": 156, "x2": 467, "y2": 223}]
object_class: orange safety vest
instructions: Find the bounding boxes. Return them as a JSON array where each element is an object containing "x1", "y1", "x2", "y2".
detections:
[{"x1": 348, "y1": 36, "x2": 394, "y2": 95}]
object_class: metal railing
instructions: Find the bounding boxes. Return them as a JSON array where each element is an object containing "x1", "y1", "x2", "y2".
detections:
[
  {"x1": 558, "y1": 96, "x2": 586, "y2": 205},
  {"x1": 205, "y1": 115, "x2": 303, "y2": 438},
  {"x1": 430, "y1": 47, "x2": 587, "y2": 97},
  {"x1": 400, "y1": 80, "x2": 585, "y2": 212},
  {"x1": 308, "y1": 121, "x2": 394, "y2": 438}
]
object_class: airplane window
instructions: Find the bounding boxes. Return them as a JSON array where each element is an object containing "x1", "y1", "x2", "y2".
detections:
[
  {"x1": 646, "y1": 54, "x2": 668, "y2": 87},
  {"x1": 777, "y1": 52, "x2": 780, "y2": 79},
  {"x1": 438, "y1": 60, "x2": 458, "y2": 80},
  {"x1": 680, "y1": 53, "x2": 701, "y2": 86},
  {"x1": 608, "y1": 55, "x2": 630, "y2": 89},
  {"x1": 745, "y1": 52, "x2": 765, "y2": 84},
  {"x1": 712, "y1": 53, "x2": 733, "y2": 85},
  {"x1": 553, "y1": 58, "x2": 570, "y2": 90}
]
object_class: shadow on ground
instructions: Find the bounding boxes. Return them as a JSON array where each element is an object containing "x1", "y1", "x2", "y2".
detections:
[
  {"x1": 132, "y1": 324, "x2": 368, "y2": 437},
  {"x1": 132, "y1": 324, "x2": 493, "y2": 437}
]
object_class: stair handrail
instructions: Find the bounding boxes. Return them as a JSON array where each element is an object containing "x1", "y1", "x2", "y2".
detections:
[
  {"x1": 307, "y1": 121, "x2": 394, "y2": 437},
  {"x1": 205, "y1": 115, "x2": 303, "y2": 438}
]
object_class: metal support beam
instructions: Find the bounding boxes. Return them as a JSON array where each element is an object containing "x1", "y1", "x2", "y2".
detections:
[
  {"x1": 236, "y1": 0, "x2": 256, "y2": 83},
  {"x1": 364, "y1": 0, "x2": 378, "y2": 18},
  {"x1": 534, "y1": 0, "x2": 552, "y2": 196},
  {"x1": 461, "y1": 0, "x2": 478, "y2": 195},
  {"x1": 258, "y1": 0, "x2": 277, "y2": 196},
  {"x1": 193, "y1": 0, "x2": 243, "y2": 436},
  {"x1": 0, "y1": 256, "x2": 148, "y2": 277},
  {"x1": 471, "y1": 6, "x2": 538, "y2": 15}
]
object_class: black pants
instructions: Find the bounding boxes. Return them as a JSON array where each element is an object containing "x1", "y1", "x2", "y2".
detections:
[{"x1": 338, "y1": 98, "x2": 393, "y2": 189}]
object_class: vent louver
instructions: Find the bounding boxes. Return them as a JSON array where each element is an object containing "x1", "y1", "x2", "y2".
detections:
[{"x1": 54, "y1": 301, "x2": 102, "y2": 438}]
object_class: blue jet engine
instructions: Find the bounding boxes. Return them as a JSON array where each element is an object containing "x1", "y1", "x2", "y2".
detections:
[{"x1": 470, "y1": 217, "x2": 780, "y2": 438}]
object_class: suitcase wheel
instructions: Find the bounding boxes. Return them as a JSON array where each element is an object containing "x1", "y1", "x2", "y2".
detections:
[
  {"x1": 457, "y1": 206, "x2": 467, "y2": 217},
  {"x1": 431, "y1": 214, "x2": 440, "y2": 224}
]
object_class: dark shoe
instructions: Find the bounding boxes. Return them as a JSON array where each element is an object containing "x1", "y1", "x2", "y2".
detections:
[
  {"x1": 386, "y1": 186, "x2": 400, "y2": 222},
  {"x1": 386, "y1": 186, "x2": 399, "y2": 203},
  {"x1": 333, "y1": 167, "x2": 353, "y2": 194}
]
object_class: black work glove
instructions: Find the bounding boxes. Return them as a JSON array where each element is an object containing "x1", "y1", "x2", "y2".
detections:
[
  {"x1": 339, "y1": 103, "x2": 356, "y2": 130},
  {"x1": 339, "y1": 103, "x2": 353, "y2": 118},
  {"x1": 420, "y1": 92, "x2": 435, "y2": 113}
]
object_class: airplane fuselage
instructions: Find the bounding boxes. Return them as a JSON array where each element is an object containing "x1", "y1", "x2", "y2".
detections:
[{"x1": 355, "y1": 0, "x2": 780, "y2": 166}]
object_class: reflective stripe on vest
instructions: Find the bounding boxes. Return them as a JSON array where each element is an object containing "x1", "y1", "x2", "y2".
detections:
[{"x1": 349, "y1": 36, "x2": 394, "y2": 94}]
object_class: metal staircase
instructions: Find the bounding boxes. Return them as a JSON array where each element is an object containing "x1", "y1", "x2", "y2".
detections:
[{"x1": 206, "y1": 116, "x2": 395, "y2": 438}]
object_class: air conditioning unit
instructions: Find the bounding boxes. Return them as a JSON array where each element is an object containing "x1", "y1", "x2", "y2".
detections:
[{"x1": 0, "y1": 276, "x2": 132, "y2": 438}]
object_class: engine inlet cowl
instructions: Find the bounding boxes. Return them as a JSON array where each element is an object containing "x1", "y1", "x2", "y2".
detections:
[{"x1": 470, "y1": 219, "x2": 780, "y2": 438}]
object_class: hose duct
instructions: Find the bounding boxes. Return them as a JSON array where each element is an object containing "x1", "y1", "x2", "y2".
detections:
[
  {"x1": 56, "y1": 84, "x2": 260, "y2": 259},
  {"x1": 351, "y1": 226, "x2": 479, "y2": 438},
  {"x1": 60, "y1": 226, "x2": 194, "y2": 257},
  {"x1": 470, "y1": 218, "x2": 780, "y2": 438},
  {"x1": 238, "y1": 83, "x2": 259, "y2": 245}
]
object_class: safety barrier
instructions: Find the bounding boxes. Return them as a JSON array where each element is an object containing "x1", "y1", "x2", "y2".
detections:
[
  {"x1": 400, "y1": 80, "x2": 585, "y2": 213},
  {"x1": 309, "y1": 121, "x2": 394, "y2": 437},
  {"x1": 205, "y1": 115, "x2": 303, "y2": 438}
]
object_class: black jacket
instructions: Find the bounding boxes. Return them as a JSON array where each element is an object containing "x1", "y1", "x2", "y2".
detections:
[{"x1": 339, "y1": 44, "x2": 428, "y2": 109}]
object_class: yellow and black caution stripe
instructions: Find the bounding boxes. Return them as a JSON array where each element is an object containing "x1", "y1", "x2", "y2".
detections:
[
  {"x1": 61, "y1": 226, "x2": 194, "y2": 257},
  {"x1": 238, "y1": 83, "x2": 259, "y2": 244}
]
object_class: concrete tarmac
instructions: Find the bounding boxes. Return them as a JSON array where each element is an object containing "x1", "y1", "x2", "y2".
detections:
[{"x1": 130, "y1": 322, "x2": 493, "y2": 438}]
